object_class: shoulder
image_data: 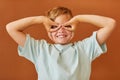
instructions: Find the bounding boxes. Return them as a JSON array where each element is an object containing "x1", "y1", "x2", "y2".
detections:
[
  {"x1": 74, "y1": 31, "x2": 97, "y2": 47},
  {"x1": 25, "y1": 34, "x2": 51, "y2": 47}
]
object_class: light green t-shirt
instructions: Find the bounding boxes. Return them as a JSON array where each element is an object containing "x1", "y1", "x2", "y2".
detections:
[{"x1": 18, "y1": 31, "x2": 107, "y2": 80}]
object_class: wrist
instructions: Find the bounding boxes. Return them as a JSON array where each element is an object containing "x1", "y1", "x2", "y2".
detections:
[{"x1": 33, "y1": 16, "x2": 46, "y2": 24}]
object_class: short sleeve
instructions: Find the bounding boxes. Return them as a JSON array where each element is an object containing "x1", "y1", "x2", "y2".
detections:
[
  {"x1": 81, "y1": 31, "x2": 107, "y2": 61},
  {"x1": 18, "y1": 34, "x2": 40, "y2": 63}
]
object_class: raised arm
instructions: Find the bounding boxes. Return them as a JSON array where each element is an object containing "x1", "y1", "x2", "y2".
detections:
[
  {"x1": 6, "y1": 16, "x2": 57, "y2": 47},
  {"x1": 66, "y1": 15, "x2": 116, "y2": 45}
]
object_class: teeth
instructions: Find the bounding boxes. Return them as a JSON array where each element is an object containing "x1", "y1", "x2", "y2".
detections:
[
  {"x1": 57, "y1": 35, "x2": 66, "y2": 38},
  {"x1": 59, "y1": 36, "x2": 64, "y2": 38}
]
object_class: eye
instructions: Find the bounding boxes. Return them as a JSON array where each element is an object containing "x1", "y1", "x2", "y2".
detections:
[
  {"x1": 50, "y1": 25, "x2": 58, "y2": 29},
  {"x1": 64, "y1": 25, "x2": 72, "y2": 28}
]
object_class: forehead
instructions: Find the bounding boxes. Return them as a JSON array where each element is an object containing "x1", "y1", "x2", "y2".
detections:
[{"x1": 54, "y1": 14, "x2": 71, "y2": 24}]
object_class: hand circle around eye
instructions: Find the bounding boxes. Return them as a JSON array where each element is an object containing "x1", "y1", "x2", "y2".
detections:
[
  {"x1": 49, "y1": 25, "x2": 61, "y2": 32},
  {"x1": 50, "y1": 25, "x2": 58, "y2": 29},
  {"x1": 63, "y1": 25, "x2": 75, "y2": 31},
  {"x1": 64, "y1": 25, "x2": 72, "y2": 28}
]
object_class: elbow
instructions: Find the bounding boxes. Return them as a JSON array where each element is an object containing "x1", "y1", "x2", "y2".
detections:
[
  {"x1": 106, "y1": 18, "x2": 116, "y2": 31},
  {"x1": 6, "y1": 23, "x2": 15, "y2": 34},
  {"x1": 6, "y1": 23, "x2": 16, "y2": 34},
  {"x1": 6, "y1": 22, "x2": 17, "y2": 32},
  {"x1": 6, "y1": 23, "x2": 11, "y2": 33},
  {"x1": 110, "y1": 18, "x2": 116, "y2": 29}
]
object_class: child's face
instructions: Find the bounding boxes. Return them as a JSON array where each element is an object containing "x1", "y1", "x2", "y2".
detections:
[{"x1": 48, "y1": 14, "x2": 74, "y2": 45}]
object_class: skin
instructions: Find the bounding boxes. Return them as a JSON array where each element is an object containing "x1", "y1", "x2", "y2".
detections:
[
  {"x1": 47, "y1": 14, "x2": 74, "y2": 45},
  {"x1": 6, "y1": 14, "x2": 116, "y2": 47}
]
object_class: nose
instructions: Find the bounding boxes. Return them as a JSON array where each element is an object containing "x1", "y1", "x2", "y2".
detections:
[{"x1": 57, "y1": 25, "x2": 66, "y2": 33}]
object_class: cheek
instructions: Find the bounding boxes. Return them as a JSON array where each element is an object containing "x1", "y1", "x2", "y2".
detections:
[
  {"x1": 51, "y1": 32, "x2": 56, "y2": 37},
  {"x1": 67, "y1": 31, "x2": 73, "y2": 35},
  {"x1": 68, "y1": 32, "x2": 74, "y2": 39},
  {"x1": 48, "y1": 32, "x2": 56, "y2": 40}
]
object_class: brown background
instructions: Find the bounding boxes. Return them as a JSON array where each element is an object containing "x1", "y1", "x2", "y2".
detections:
[{"x1": 0, "y1": 0, "x2": 120, "y2": 80}]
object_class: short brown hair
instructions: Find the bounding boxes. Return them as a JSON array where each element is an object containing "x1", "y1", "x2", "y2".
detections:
[{"x1": 46, "y1": 6, "x2": 73, "y2": 21}]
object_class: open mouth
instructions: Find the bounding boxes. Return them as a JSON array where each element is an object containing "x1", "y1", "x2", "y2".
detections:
[{"x1": 56, "y1": 35, "x2": 67, "y2": 38}]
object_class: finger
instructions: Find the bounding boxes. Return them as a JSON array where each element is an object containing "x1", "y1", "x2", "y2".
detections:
[
  {"x1": 49, "y1": 25, "x2": 61, "y2": 32},
  {"x1": 44, "y1": 20, "x2": 58, "y2": 32},
  {"x1": 44, "y1": 25, "x2": 50, "y2": 31},
  {"x1": 63, "y1": 23, "x2": 75, "y2": 31},
  {"x1": 64, "y1": 20, "x2": 78, "y2": 31}
]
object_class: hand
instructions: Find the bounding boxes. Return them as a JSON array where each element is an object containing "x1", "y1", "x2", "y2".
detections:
[
  {"x1": 43, "y1": 17, "x2": 59, "y2": 32},
  {"x1": 63, "y1": 16, "x2": 79, "y2": 31}
]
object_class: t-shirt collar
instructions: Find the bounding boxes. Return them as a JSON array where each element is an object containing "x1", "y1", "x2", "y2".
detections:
[{"x1": 54, "y1": 43, "x2": 73, "y2": 52}]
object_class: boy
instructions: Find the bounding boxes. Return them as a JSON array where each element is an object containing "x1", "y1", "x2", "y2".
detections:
[{"x1": 6, "y1": 6, "x2": 116, "y2": 80}]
